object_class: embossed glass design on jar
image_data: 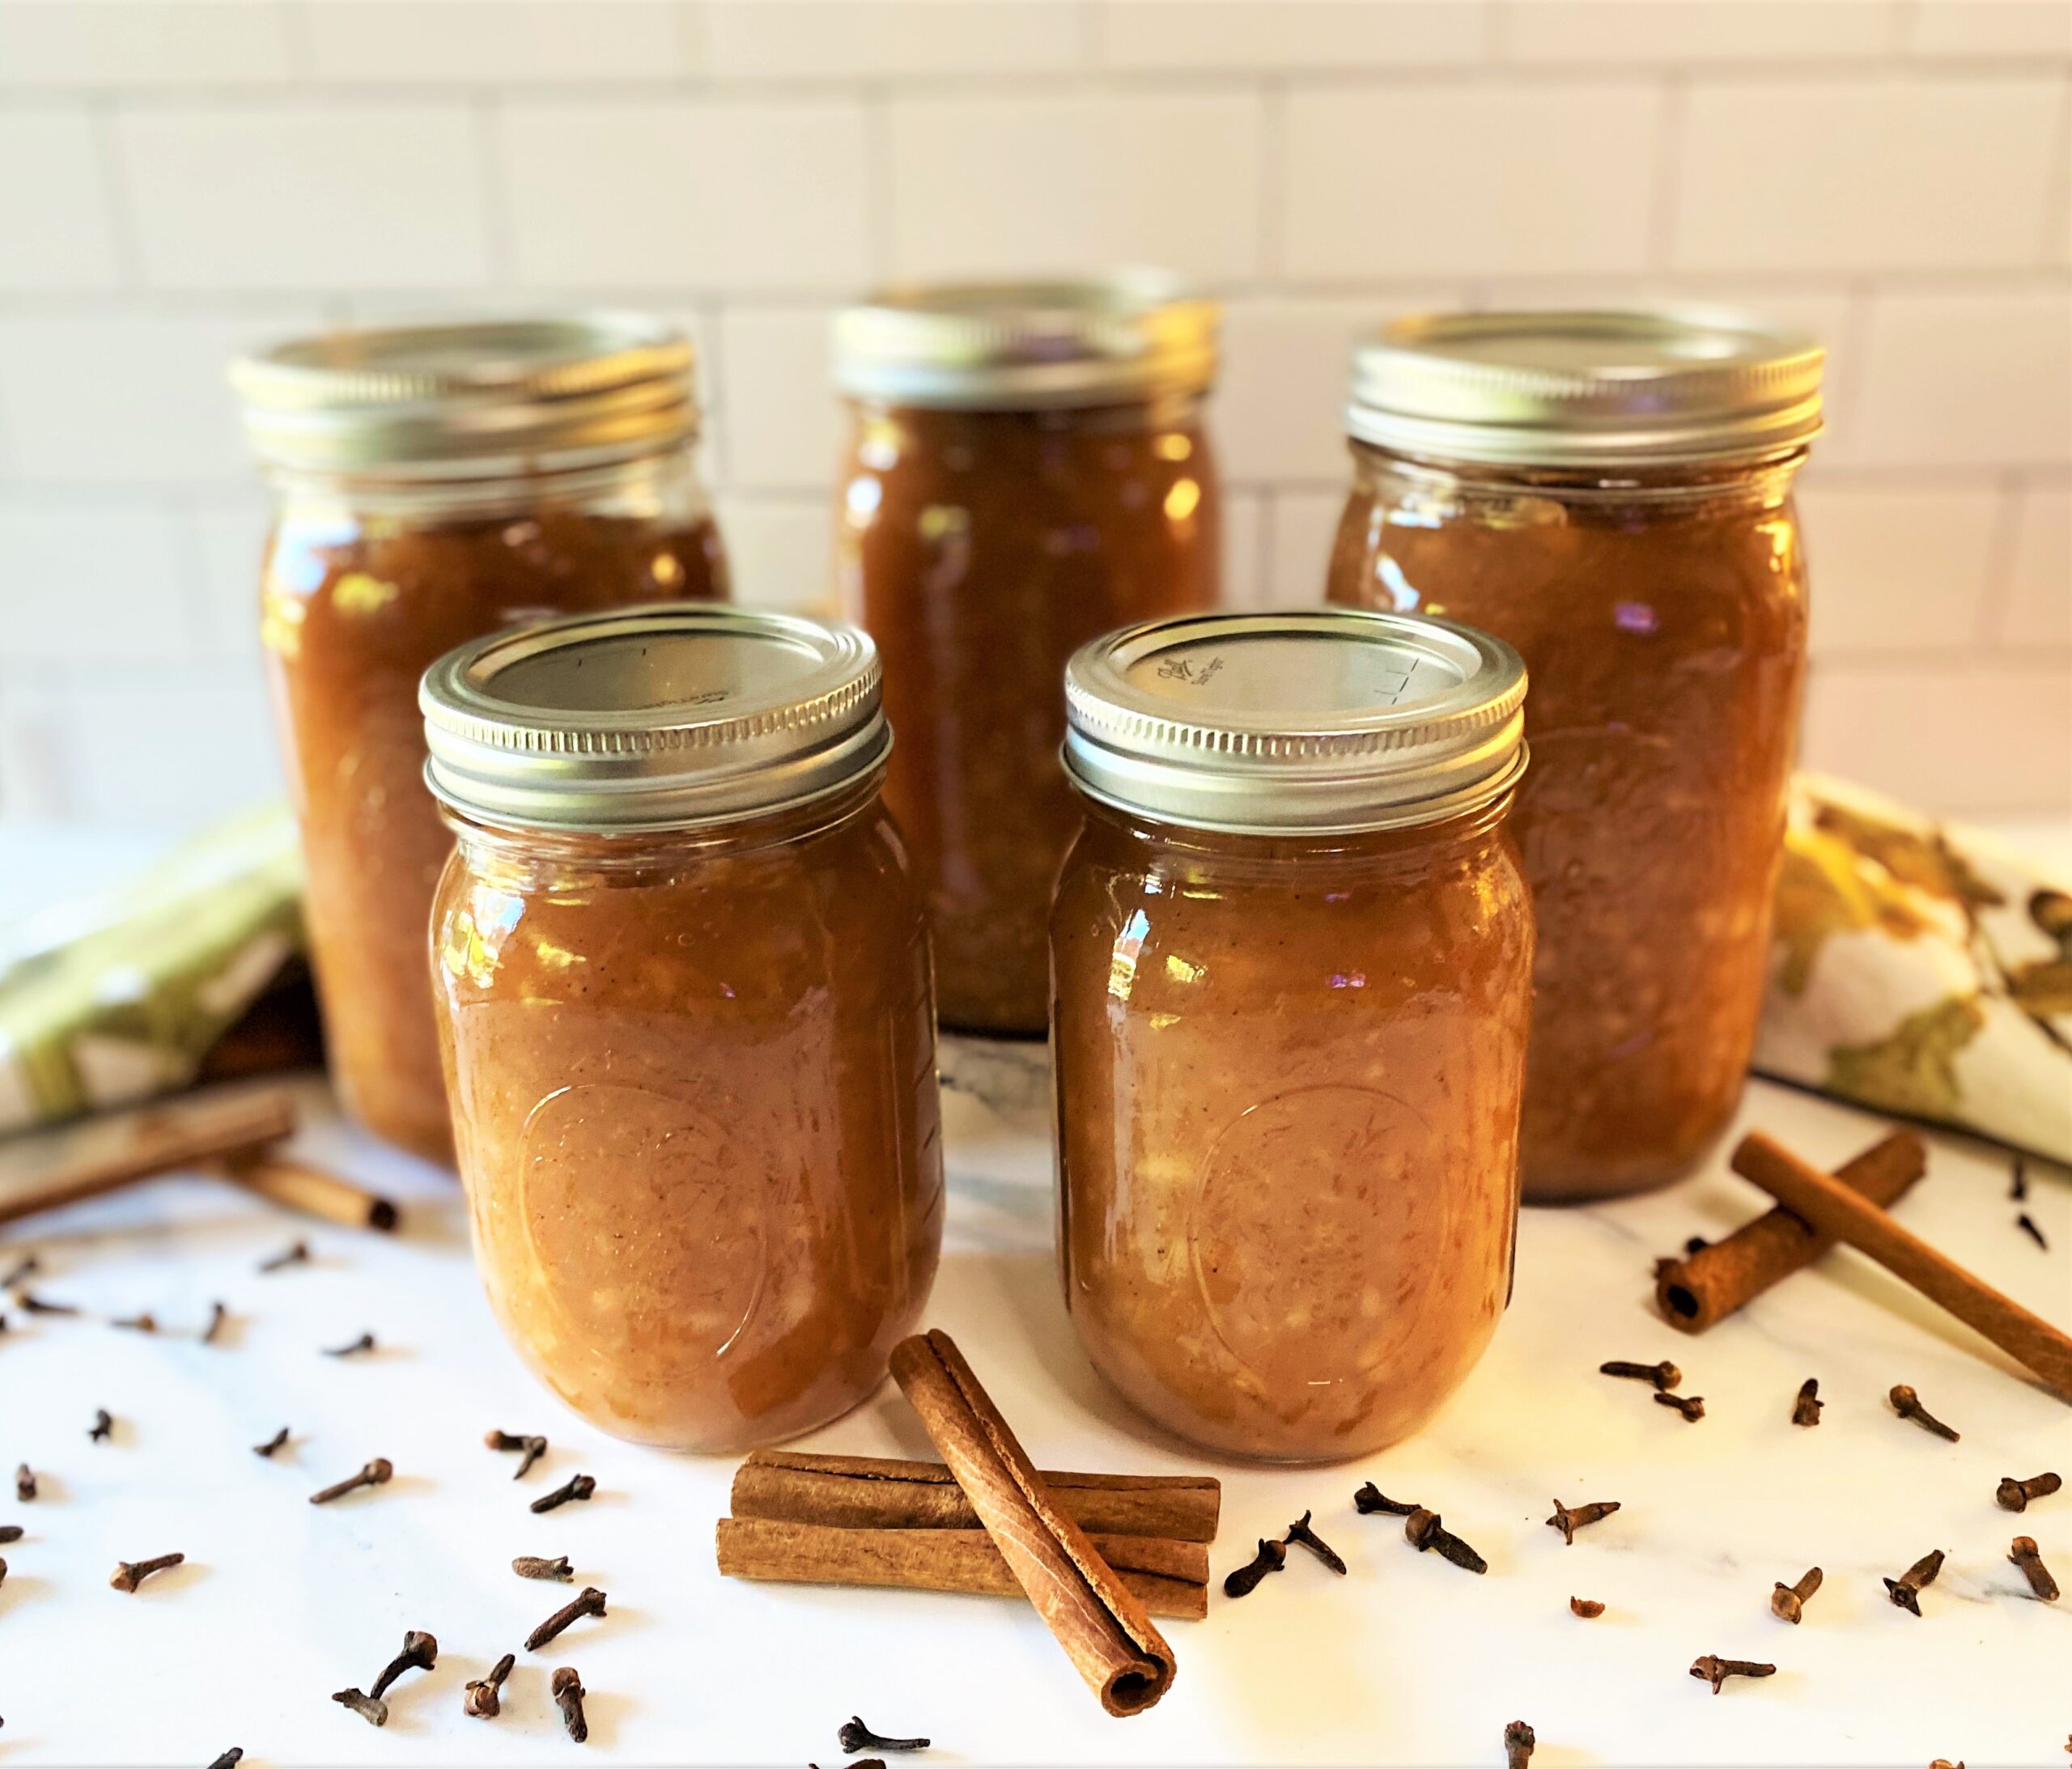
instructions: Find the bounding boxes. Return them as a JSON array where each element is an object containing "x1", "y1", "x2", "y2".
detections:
[
  {"x1": 234, "y1": 316, "x2": 728, "y2": 1164},
  {"x1": 1325, "y1": 310, "x2": 1819, "y2": 1203},
  {"x1": 834, "y1": 275, "x2": 1221, "y2": 1037},
  {"x1": 1051, "y1": 609, "x2": 1535, "y2": 1462},
  {"x1": 421, "y1": 607, "x2": 940, "y2": 1452}
]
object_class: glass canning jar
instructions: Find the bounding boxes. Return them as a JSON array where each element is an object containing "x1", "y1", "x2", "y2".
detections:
[
  {"x1": 420, "y1": 606, "x2": 940, "y2": 1452},
  {"x1": 234, "y1": 316, "x2": 728, "y2": 1163},
  {"x1": 1326, "y1": 310, "x2": 1819, "y2": 1202},
  {"x1": 1051, "y1": 609, "x2": 1535, "y2": 1461},
  {"x1": 834, "y1": 276, "x2": 1221, "y2": 1037}
]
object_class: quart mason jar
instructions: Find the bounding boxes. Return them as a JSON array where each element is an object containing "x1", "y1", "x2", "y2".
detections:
[
  {"x1": 834, "y1": 276, "x2": 1222, "y2": 1037},
  {"x1": 233, "y1": 316, "x2": 728, "y2": 1163},
  {"x1": 1052, "y1": 610, "x2": 1535, "y2": 1461},
  {"x1": 422, "y1": 606, "x2": 941, "y2": 1452},
  {"x1": 1326, "y1": 311, "x2": 1819, "y2": 1202}
]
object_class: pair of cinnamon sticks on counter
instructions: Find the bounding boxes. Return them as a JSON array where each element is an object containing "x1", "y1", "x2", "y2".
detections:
[{"x1": 718, "y1": 1330, "x2": 1220, "y2": 1716}]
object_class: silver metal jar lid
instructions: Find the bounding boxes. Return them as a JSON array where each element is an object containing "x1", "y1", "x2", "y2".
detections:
[
  {"x1": 1345, "y1": 308, "x2": 1823, "y2": 467},
  {"x1": 231, "y1": 312, "x2": 698, "y2": 476},
  {"x1": 420, "y1": 605, "x2": 889, "y2": 834},
  {"x1": 1064, "y1": 609, "x2": 1526, "y2": 836},
  {"x1": 832, "y1": 272, "x2": 1218, "y2": 409}
]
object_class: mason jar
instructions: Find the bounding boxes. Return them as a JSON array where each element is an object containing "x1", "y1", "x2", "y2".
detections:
[
  {"x1": 233, "y1": 316, "x2": 728, "y2": 1162},
  {"x1": 421, "y1": 606, "x2": 940, "y2": 1452},
  {"x1": 834, "y1": 275, "x2": 1221, "y2": 1037},
  {"x1": 1051, "y1": 609, "x2": 1535, "y2": 1461},
  {"x1": 1326, "y1": 310, "x2": 1819, "y2": 1202}
]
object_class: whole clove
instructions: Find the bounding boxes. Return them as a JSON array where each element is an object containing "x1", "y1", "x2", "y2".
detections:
[
  {"x1": 1403, "y1": 1507, "x2": 1487, "y2": 1574},
  {"x1": 839, "y1": 1716, "x2": 931, "y2": 1753},
  {"x1": 1883, "y1": 1547, "x2": 1945, "y2": 1615},
  {"x1": 2010, "y1": 1536, "x2": 2059, "y2": 1601},
  {"x1": 1569, "y1": 1597, "x2": 1604, "y2": 1618},
  {"x1": 309, "y1": 1458, "x2": 392, "y2": 1505},
  {"x1": 530, "y1": 1472, "x2": 596, "y2": 1514},
  {"x1": 1600, "y1": 1358, "x2": 1680, "y2": 1390},
  {"x1": 1504, "y1": 1719, "x2": 1535, "y2": 1769},
  {"x1": 2018, "y1": 1212, "x2": 2049, "y2": 1251},
  {"x1": 2011, "y1": 1156, "x2": 2028, "y2": 1200},
  {"x1": 1770, "y1": 1567, "x2": 1823, "y2": 1623},
  {"x1": 88, "y1": 1408, "x2": 113, "y2": 1442},
  {"x1": 324, "y1": 1331, "x2": 376, "y2": 1358},
  {"x1": 1352, "y1": 1482, "x2": 1419, "y2": 1516},
  {"x1": 19, "y1": 1292, "x2": 79, "y2": 1316},
  {"x1": 202, "y1": 1301, "x2": 228, "y2": 1344},
  {"x1": 1284, "y1": 1509, "x2": 1347, "y2": 1574},
  {"x1": 1888, "y1": 1384, "x2": 1959, "y2": 1442},
  {"x1": 514, "y1": 1554, "x2": 574, "y2": 1580},
  {"x1": 486, "y1": 1429, "x2": 549, "y2": 1479},
  {"x1": 1998, "y1": 1470, "x2": 2062, "y2": 1512},
  {"x1": 109, "y1": 1551, "x2": 185, "y2": 1592},
  {"x1": 253, "y1": 1427, "x2": 290, "y2": 1458},
  {"x1": 368, "y1": 1630, "x2": 438, "y2": 1700},
  {"x1": 1689, "y1": 1654, "x2": 1775, "y2": 1694},
  {"x1": 0, "y1": 1252, "x2": 39, "y2": 1288},
  {"x1": 0, "y1": 1557, "x2": 7, "y2": 1586},
  {"x1": 1547, "y1": 1499, "x2": 1620, "y2": 1545},
  {"x1": 465, "y1": 1652, "x2": 515, "y2": 1718},
  {"x1": 1223, "y1": 1536, "x2": 1287, "y2": 1598},
  {"x1": 525, "y1": 1585, "x2": 607, "y2": 1651},
  {"x1": 111, "y1": 1312, "x2": 157, "y2": 1334},
  {"x1": 15, "y1": 1465, "x2": 35, "y2": 1502},
  {"x1": 0, "y1": 1525, "x2": 21, "y2": 1543},
  {"x1": 550, "y1": 1666, "x2": 588, "y2": 1742},
  {"x1": 1654, "y1": 1391, "x2": 1705, "y2": 1422},
  {"x1": 1791, "y1": 1377, "x2": 1824, "y2": 1427},
  {"x1": 331, "y1": 1687, "x2": 388, "y2": 1728},
  {"x1": 259, "y1": 1239, "x2": 309, "y2": 1273},
  {"x1": 206, "y1": 1752, "x2": 243, "y2": 1768}
]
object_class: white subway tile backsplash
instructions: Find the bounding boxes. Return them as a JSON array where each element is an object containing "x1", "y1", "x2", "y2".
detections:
[
  {"x1": 304, "y1": 1, "x2": 686, "y2": 85},
  {"x1": 1263, "y1": 489, "x2": 1344, "y2": 609},
  {"x1": 113, "y1": 103, "x2": 493, "y2": 291},
  {"x1": 1912, "y1": 1, "x2": 2072, "y2": 58},
  {"x1": 1798, "y1": 479, "x2": 2003, "y2": 655},
  {"x1": 716, "y1": 306, "x2": 843, "y2": 490},
  {"x1": 1280, "y1": 83, "x2": 1662, "y2": 279},
  {"x1": 499, "y1": 99, "x2": 869, "y2": 291},
  {"x1": 1505, "y1": 2, "x2": 1897, "y2": 65},
  {"x1": 0, "y1": 498, "x2": 198, "y2": 663},
  {"x1": 1673, "y1": 77, "x2": 2064, "y2": 274},
  {"x1": 1098, "y1": 2, "x2": 1486, "y2": 70},
  {"x1": 186, "y1": 491, "x2": 272, "y2": 658},
  {"x1": 0, "y1": 108, "x2": 124, "y2": 291},
  {"x1": 888, "y1": 91, "x2": 1263, "y2": 282},
  {"x1": 2000, "y1": 479, "x2": 2072, "y2": 647},
  {"x1": 715, "y1": 494, "x2": 837, "y2": 613},
  {"x1": 707, "y1": 1, "x2": 1081, "y2": 79},
  {"x1": 0, "y1": 1, "x2": 293, "y2": 87}
]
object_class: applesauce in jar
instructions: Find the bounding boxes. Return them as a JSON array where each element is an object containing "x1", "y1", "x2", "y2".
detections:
[
  {"x1": 1053, "y1": 609, "x2": 1534, "y2": 1461},
  {"x1": 421, "y1": 607, "x2": 940, "y2": 1451},
  {"x1": 1327, "y1": 311, "x2": 1819, "y2": 1201},
  {"x1": 834, "y1": 277, "x2": 1221, "y2": 1036},
  {"x1": 234, "y1": 317, "x2": 728, "y2": 1162}
]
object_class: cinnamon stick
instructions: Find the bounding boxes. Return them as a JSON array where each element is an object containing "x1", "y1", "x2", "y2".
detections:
[
  {"x1": 890, "y1": 1329, "x2": 1175, "y2": 1716},
  {"x1": 732, "y1": 1450, "x2": 1220, "y2": 1542},
  {"x1": 1654, "y1": 1130, "x2": 1926, "y2": 1333},
  {"x1": 218, "y1": 1152, "x2": 398, "y2": 1232},
  {"x1": 1734, "y1": 1131, "x2": 2072, "y2": 1404},
  {"x1": 715, "y1": 1518, "x2": 1209, "y2": 1620}
]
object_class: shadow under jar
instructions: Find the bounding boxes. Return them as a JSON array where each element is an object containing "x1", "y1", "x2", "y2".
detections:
[
  {"x1": 1052, "y1": 609, "x2": 1535, "y2": 1462},
  {"x1": 234, "y1": 316, "x2": 729, "y2": 1164},
  {"x1": 834, "y1": 276, "x2": 1222, "y2": 1037},
  {"x1": 421, "y1": 607, "x2": 941, "y2": 1452},
  {"x1": 1326, "y1": 310, "x2": 1820, "y2": 1203}
]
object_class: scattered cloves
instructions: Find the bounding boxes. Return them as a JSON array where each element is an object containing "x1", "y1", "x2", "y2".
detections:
[
  {"x1": 1689, "y1": 1654, "x2": 1776, "y2": 1694},
  {"x1": 465, "y1": 1651, "x2": 515, "y2": 1718},
  {"x1": 550, "y1": 1666, "x2": 588, "y2": 1742},
  {"x1": 839, "y1": 1716, "x2": 930, "y2": 1753},
  {"x1": 1547, "y1": 1499, "x2": 1620, "y2": 1545},
  {"x1": 2010, "y1": 1536, "x2": 2059, "y2": 1601},
  {"x1": 1654, "y1": 1391, "x2": 1705, "y2": 1422},
  {"x1": 1284, "y1": 1509, "x2": 1347, "y2": 1574},
  {"x1": 530, "y1": 1472, "x2": 596, "y2": 1514},
  {"x1": 525, "y1": 1584, "x2": 607, "y2": 1651},
  {"x1": 0, "y1": 1252, "x2": 39, "y2": 1288},
  {"x1": 0, "y1": 1557, "x2": 8, "y2": 1587},
  {"x1": 1403, "y1": 1507, "x2": 1487, "y2": 1575},
  {"x1": 368, "y1": 1630, "x2": 438, "y2": 1700},
  {"x1": 0, "y1": 1525, "x2": 21, "y2": 1543},
  {"x1": 1504, "y1": 1719, "x2": 1535, "y2": 1769},
  {"x1": 1770, "y1": 1567, "x2": 1823, "y2": 1623},
  {"x1": 88, "y1": 1407, "x2": 113, "y2": 1443},
  {"x1": 206, "y1": 1750, "x2": 242, "y2": 1768},
  {"x1": 1600, "y1": 1358, "x2": 1680, "y2": 1390},
  {"x1": 253, "y1": 1427, "x2": 290, "y2": 1458},
  {"x1": 324, "y1": 1331, "x2": 376, "y2": 1358},
  {"x1": 19, "y1": 1292, "x2": 78, "y2": 1316},
  {"x1": 331, "y1": 1687, "x2": 388, "y2": 1728},
  {"x1": 259, "y1": 1239, "x2": 309, "y2": 1273},
  {"x1": 1352, "y1": 1482, "x2": 1419, "y2": 1516},
  {"x1": 1889, "y1": 1384, "x2": 1959, "y2": 1442},
  {"x1": 309, "y1": 1458, "x2": 393, "y2": 1505},
  {"x1": 111, "y1": 1312, "x2": 157, "y2": 1334},
  {"x1": 109, "y1": 1551, "x2": 185, "y2": 1592},
  {"x1": 486, "y1": 1429, "x2": 550, "y2": 1478},
  {"x1": 1569, "y1": 1597, "x2": 1604, "y2": 1618},
  {"x1": 515, "y1": 1554, "x2": 574, "y2": 1580},
  {"x1": 1791, "y1": 1377, "x2": 1824, "y2": 1427},
  {"x1": 2011, "y1": 1156, "x2": 2028, "y2": 1201},
  {"x1": 1223, "y1": 1536, "x2": 1287, "y2": 1598},
  {"x1": 1998, "y1": 1470, "x2": 2062, "y2": 1512},
  {"x1": 15, "y1": 1465, "x2": 35, "y2": 1502},
  {"x1": 1883, "y1": 1547, "x2": 1945, "y2": 1615},
  {"x1": 2018, "y1": 1212, "x2": 2049, "y2": 1251},
  {"x1": 202, "y1": 1301, "x2": 228, "y2": 1344}
]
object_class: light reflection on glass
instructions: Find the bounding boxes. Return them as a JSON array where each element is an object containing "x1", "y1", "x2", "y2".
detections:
[{"x1": 1107, "y1": 906, "x2": 1150, "y2": 1001}]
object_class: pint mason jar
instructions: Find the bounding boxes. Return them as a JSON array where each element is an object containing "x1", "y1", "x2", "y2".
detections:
[
  {"x1": 1051, "y1": 609, "x2": 1535, "y2": 1461},
  {"x1": 834, "y1": 276, "x2": 1221, "y2": 1037},
  {"x1": 1326, "y1": 311, "x2": 1819, "y2": 1202},
  {"x1": 233, "y1": 316, "x2": 728, "y2": 1163},
  {"x1": 421, "y1": 607, "x2": 941, "y2": 1452}
]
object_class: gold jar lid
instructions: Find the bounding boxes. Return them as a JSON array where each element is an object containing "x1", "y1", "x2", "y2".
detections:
[
  {"x1": 1345, "y1": 307, "x2": 1823, "y2": 467},
  {"x1": 231, "y1": 312, "x2": 698, "y2": 476},
  {"x1": 420, "y1": 605, "x2": 889, "y2": 834},
  {"x1": 833, "y1": 272, "x2": 1218, "y2": 409},
  {"x1": 1064, "y1": 609, "x2": 1526, "y2": 836}
]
